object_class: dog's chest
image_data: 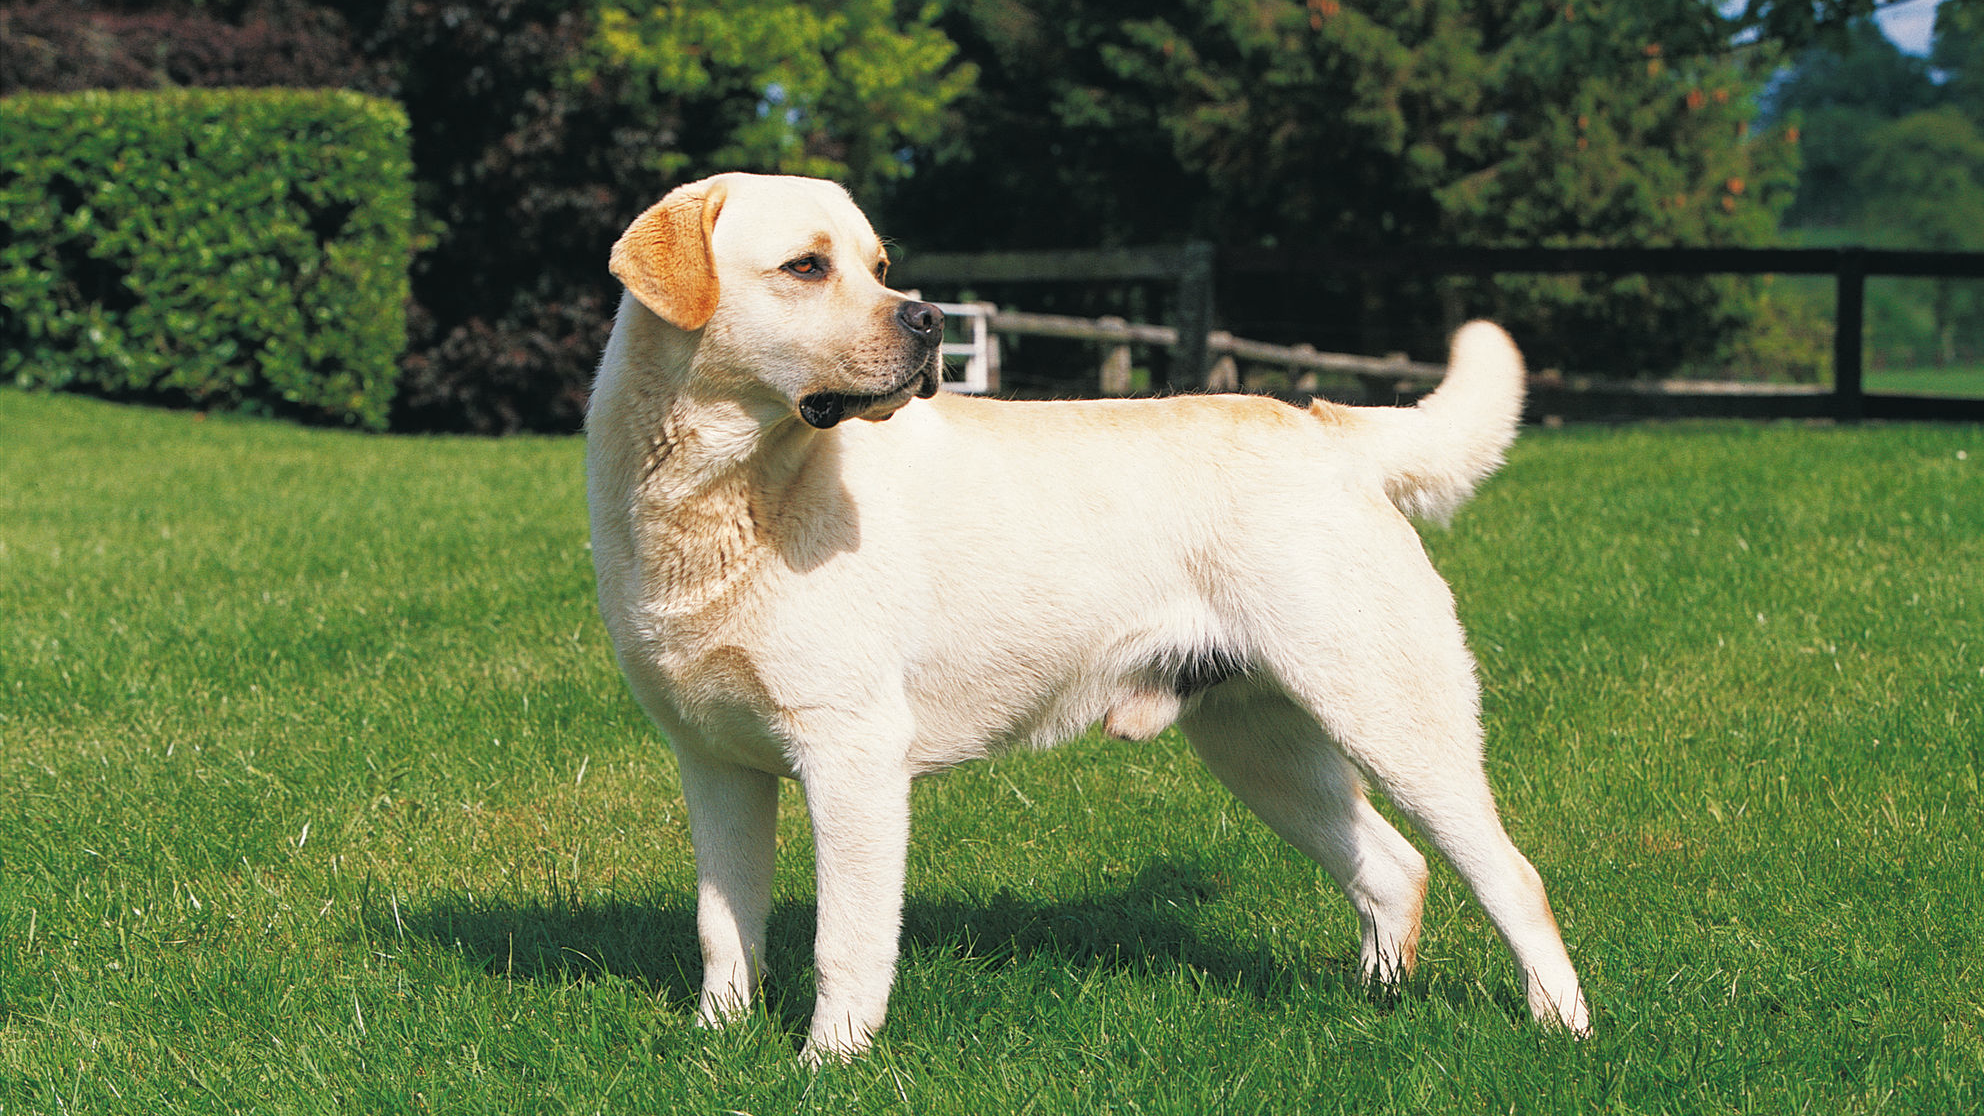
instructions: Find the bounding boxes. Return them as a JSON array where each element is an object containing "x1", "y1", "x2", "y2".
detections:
[
  {"x1": 625, "y1": 471, "x2": 767, "y2": 614},
  {"x1": 616, "y1": 614, "x2": 801, "y2": 773}
]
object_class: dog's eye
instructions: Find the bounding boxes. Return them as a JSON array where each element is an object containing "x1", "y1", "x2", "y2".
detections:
[
  {"x1": 782, "y1": 255, "x2": 830, "y2": 280},
  {"x1": 875, "y1": 259, "x2": 889, "y2": 283}
]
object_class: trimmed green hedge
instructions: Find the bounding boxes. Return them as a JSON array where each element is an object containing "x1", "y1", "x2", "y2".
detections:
[{"x1": 0, "y1": 89, "x2": 411, "y2": 429}]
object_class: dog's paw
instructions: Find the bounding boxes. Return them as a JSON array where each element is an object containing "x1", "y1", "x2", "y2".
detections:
[
  {"x1": 695, "y1": 989, "x2": 753, "y2": 1031},
  {"x1": 1530, "y1": 984, "x2": 1593, "y2": 1039},
  {"x1": 1560, "y1": 993, "x2": 1594, "y2": 1039},
  {"x1": 800, "y1": 1017, "x2": 877, "y2": 1066}
]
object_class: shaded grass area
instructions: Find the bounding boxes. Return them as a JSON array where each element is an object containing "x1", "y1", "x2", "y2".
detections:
[{"x1": 2, "y1": 389, "x2": 1980, "y2": 1112}]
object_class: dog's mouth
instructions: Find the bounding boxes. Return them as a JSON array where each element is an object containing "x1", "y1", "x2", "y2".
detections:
[{"x1": 797, "y1": 365, "x2": 940, "y2": 429}]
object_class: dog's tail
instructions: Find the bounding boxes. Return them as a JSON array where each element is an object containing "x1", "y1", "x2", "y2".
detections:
[{"x1": 1312, "y1": 320, "x2": 1526, "y2": 524}]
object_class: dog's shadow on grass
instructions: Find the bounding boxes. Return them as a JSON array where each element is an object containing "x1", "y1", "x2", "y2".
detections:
[
  {"x1": 897, "y1": 861, "x2": 1340, "y2": 997},
  {"x1": 388, "y1": 860, "x2": 1507, "y2": 1032}
]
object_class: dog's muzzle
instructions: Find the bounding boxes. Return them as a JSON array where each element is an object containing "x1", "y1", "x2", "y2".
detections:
[
  {"x1": 797, "y1": 300, "x2": 945, "y2": 429},
  {"x1": 797, "y1": 368, "x2": 939, "y2": 429}
]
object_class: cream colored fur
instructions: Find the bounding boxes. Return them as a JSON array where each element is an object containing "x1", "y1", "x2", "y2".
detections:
[{"x1": 586, "y1": 172, "x2": 1591, "y2": 1062}]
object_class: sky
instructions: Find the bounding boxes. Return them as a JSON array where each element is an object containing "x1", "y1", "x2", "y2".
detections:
[{"x1": 1876, "y1": 0, "x2": 1940, "y2": 56}]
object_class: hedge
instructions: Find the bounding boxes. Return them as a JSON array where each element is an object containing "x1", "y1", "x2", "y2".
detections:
[{"x1": 0, "y1": 89, "x2": 411, "y2": 429}]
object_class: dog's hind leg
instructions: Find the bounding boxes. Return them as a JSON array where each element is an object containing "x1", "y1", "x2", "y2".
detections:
[
  {"x1": 1180, "y1": 686, "x2": 1429, "y2": 987},
  {"x1": 1264, "y1": 618, "x2": 1592, "y2": 1036},
  {"x1": 676, "y1": 747, "x2": 780, "y2": 1029},
  {"x1": 1359, "y1": 745, "x2": 1590, "y2": 1036}
]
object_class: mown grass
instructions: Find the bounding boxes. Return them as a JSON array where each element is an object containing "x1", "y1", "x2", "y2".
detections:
[{"x1": 2, "y1": 388, "x2": 1980, "y2": 1113}]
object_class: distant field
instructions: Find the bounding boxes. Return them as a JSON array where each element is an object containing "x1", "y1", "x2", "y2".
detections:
[
  {"x1": 2, "y1": 389, "x2": 1980, "y2": 1113},
  {"x1": 1866, "y1": 362, "x2": 1984, "y2": 398}
]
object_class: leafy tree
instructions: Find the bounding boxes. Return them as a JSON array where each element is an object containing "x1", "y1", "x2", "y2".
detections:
[
  {"x1": 1855, "y1": 107, "x2": 1984, "y2": 361},
  {"x1": 1934, "y1": 0, "x2": 1984, "y2": 120},
  {"x1": 588, "y1": 0, "x2": 974, "y2": 198},
  {"x1": 1761, "y1": 1, "x2": 1984, "y2": 367},
  {"x1": 362, "y1": 0, "x2": 970, "y2": 431},
  {"x1": 1851, "y1": 109, "x2": 1984, "y2": 253},
  {"x1": 1767, "y1": 19, "x2": 1939, "y2": 226},
  {"x1": 885, "y1": 0, "x2": 1800, "y2": 377}
]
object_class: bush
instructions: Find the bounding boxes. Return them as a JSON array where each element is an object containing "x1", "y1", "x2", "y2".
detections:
[
  {"x1": 1712, "y1": 279, "x2": 1832, "y2": 383},
  {"x1": 0, "y1": 88, "x2": 411, "y2": 428}
]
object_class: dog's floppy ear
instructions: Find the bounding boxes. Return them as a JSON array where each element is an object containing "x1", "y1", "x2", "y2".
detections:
[{"x1": 610, "y1": 177, "x2": 730, "y2": 330}]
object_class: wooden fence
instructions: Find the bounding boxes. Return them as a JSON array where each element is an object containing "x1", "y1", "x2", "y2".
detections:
[
  {"x1": 892, "y1": 244, "x2": 1984, "y2": 422},
  {"x1": 938, "y1": 306, "x2": 1443, "y2": 396}
]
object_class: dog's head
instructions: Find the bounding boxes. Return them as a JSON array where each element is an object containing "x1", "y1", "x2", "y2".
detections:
[{"x1": 610, "y1": 173, "x2": 944, "y2": 429}]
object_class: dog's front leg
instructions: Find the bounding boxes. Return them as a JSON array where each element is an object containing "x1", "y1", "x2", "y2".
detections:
[
  {"x1": 798, "y1": 752, "x2": 912, "y2": 1064},
  {"x1": 676, "y1": 747, "x2": 779, "y2": 1029}
]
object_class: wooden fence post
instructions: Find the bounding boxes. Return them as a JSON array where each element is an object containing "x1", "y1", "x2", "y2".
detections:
[
  {"x1": 1205, "y1": 331, "x2": 1239, "y2": 391},
  {"x1": 1833, "y1": 248, "x2": 1866, "y2": 423},
  {"x1": 973, "y1": 301, "x2": 1002, "y2": 392},
  {"x1": 1097, "y1": 316, "x2": 1133, "y2": 395},
  {"x1": 1291, "y1": 343, "x2": 1320, "y2": 393},
  {"x1": 1171, "y1": 241, "x2": 1217, "y2": 391}
]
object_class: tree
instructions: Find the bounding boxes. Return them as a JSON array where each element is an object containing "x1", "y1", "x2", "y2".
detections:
[
  {"x1": 1767, "y1": 18, "x2": 1939, "y2": 226},
  {"x1": 1934, "y1": 0, "x2": 1984, "y2": 120},
  {"x1": 588, "y1": 0, "x2": 974, "y2": 199},
  {"x1": 360, "y1": 0, "x2": 973, "y2": 432},
  {"x1": 883, "y1": 0, "x2": 1799, "y2": 377},
  {"x1": 1857, "y1": 108, "x2": 1984, "y2": 251},
  {"x1": 1856, "y1": 108, "x2": 1984, "y2": 361}
]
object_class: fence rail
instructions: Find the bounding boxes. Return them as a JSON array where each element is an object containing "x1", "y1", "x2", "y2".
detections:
[
  {"x1": 893, "y1": 244, "x2": 1984, "y2": 421},
  {"x1": 958, "y1": 307, "x2": 1441, "y2": 395}
]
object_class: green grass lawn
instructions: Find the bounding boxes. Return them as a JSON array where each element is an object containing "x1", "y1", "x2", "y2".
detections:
[{"x1": 3, "y1": 389, "x2": 1981, "y2": 1113}]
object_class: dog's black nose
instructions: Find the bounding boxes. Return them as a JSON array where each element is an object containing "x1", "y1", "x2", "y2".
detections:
[{"x1": 897, "y1": 300, "x2": 944, "y2": 345}]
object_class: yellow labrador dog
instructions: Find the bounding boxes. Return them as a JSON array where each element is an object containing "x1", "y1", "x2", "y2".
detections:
[{"x1": 587, "y1": 172, "x2": 1591, "y2": 1062}]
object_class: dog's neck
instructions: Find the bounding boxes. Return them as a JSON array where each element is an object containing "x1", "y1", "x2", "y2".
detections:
[{"x1": 589, "y1": 297, "x2": 814, "y2": 610}]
